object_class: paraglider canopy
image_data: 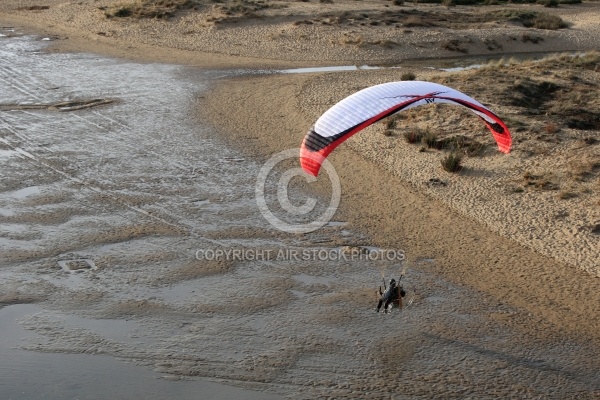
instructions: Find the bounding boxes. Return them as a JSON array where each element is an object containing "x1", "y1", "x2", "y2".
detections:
[{"x1": 300, "y1": 80, "x2": 512, "y2": 176}]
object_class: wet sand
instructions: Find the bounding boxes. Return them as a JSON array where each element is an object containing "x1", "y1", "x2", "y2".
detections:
[{"x1": 1, "y1": 1, "x2": 600, "y2": 399}]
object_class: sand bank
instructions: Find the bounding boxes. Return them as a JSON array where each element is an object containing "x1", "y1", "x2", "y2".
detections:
[{"x1": 1, "y1": 1, "x2": 599, "y2": 67}]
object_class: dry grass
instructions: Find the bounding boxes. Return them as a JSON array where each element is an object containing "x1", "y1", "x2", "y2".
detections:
[
  {"x1": 369, "y1": 39, "x2": 401, "y2": 49},
  {"x1": 101, "y1": 2, "x2": 572, "y2": 29},
  {"x1": 490, "y1": 9, "x2": 567, "y2": 29},
  {"x1": 422, "y1": 130, "x2": 439, "y2": 149},
  {"x1": 558, "y1": 190, "x2": 578, "y2": 200},
  {"x1": 442, "y1": 39, "x2": 468, "y2": 53},
  {"x1": 463, "y1": 52, "x2": 600, "y2": 134},
  {"x1": 568, "y1": 155, "x2": 600, "y2": 182},
  {"x1": 403, "y1": 129, "x2": 425, "y2": 144},
  {"x1": 522, "y1": 171, "x2": 559, "y2": 191},
  {"x1": 103, "y1": 0, "x2": 201, "y2": 19},
  {"x1": 103, "y1": 0, "x2": 282, "y2": 20}
]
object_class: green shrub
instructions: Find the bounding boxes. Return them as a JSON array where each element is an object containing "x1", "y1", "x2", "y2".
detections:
[
  {"x1": 403, "y1": 129, "x2": 424, "y2": 143},
  {"x1": 490, "y1": 10, "x2": 567, "y2": 29},
  {"x1": 533, "y1": 13, "x2": 568, "y2": 29},
  {"x1": 108, "y1": 6, "x2": 133, "y2": 17},
  {"x1": 383, "y1": 117, "x2": 398, "y2": 130},
  {"x1": 441, "y1": 152, "x2": 463, "y2": 172},
  {"x1": 538, "y1": 0, "x2": 559, "y2": 7},
  {"x1": 421, "y1": 130, "x2": 439, "y2": 148},
  {"x1": 401, "y1": 71, "x2": 416, "y2": 80}
]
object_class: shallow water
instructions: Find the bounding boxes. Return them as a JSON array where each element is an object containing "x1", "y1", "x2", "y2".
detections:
[
  {"x1": 0, "y1": 28, "x2": 292, "y2": 399},
  {"x1": 0, "y1": 304, "x2": 280, "y2": 400},
  {"x1": 277, "y1": 52, "x2": 557, "y2": 74},
  {"x1": 1, "y1": 28, "x2": 599, "y2": 399}
]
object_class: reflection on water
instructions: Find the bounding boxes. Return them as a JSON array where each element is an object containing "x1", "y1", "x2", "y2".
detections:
[
  {"x1": 0, "y1": 305, "x2": 280, "y2": 400},
  {"x1": 281, "y1": 65, "x2": 381, "y2": 73},
  {"x1": 7, "y1": 186, "x2": 40, "y2": 199},
  {"x1": 278, "y1": 52, "x2": 562, "y2": 75}
]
